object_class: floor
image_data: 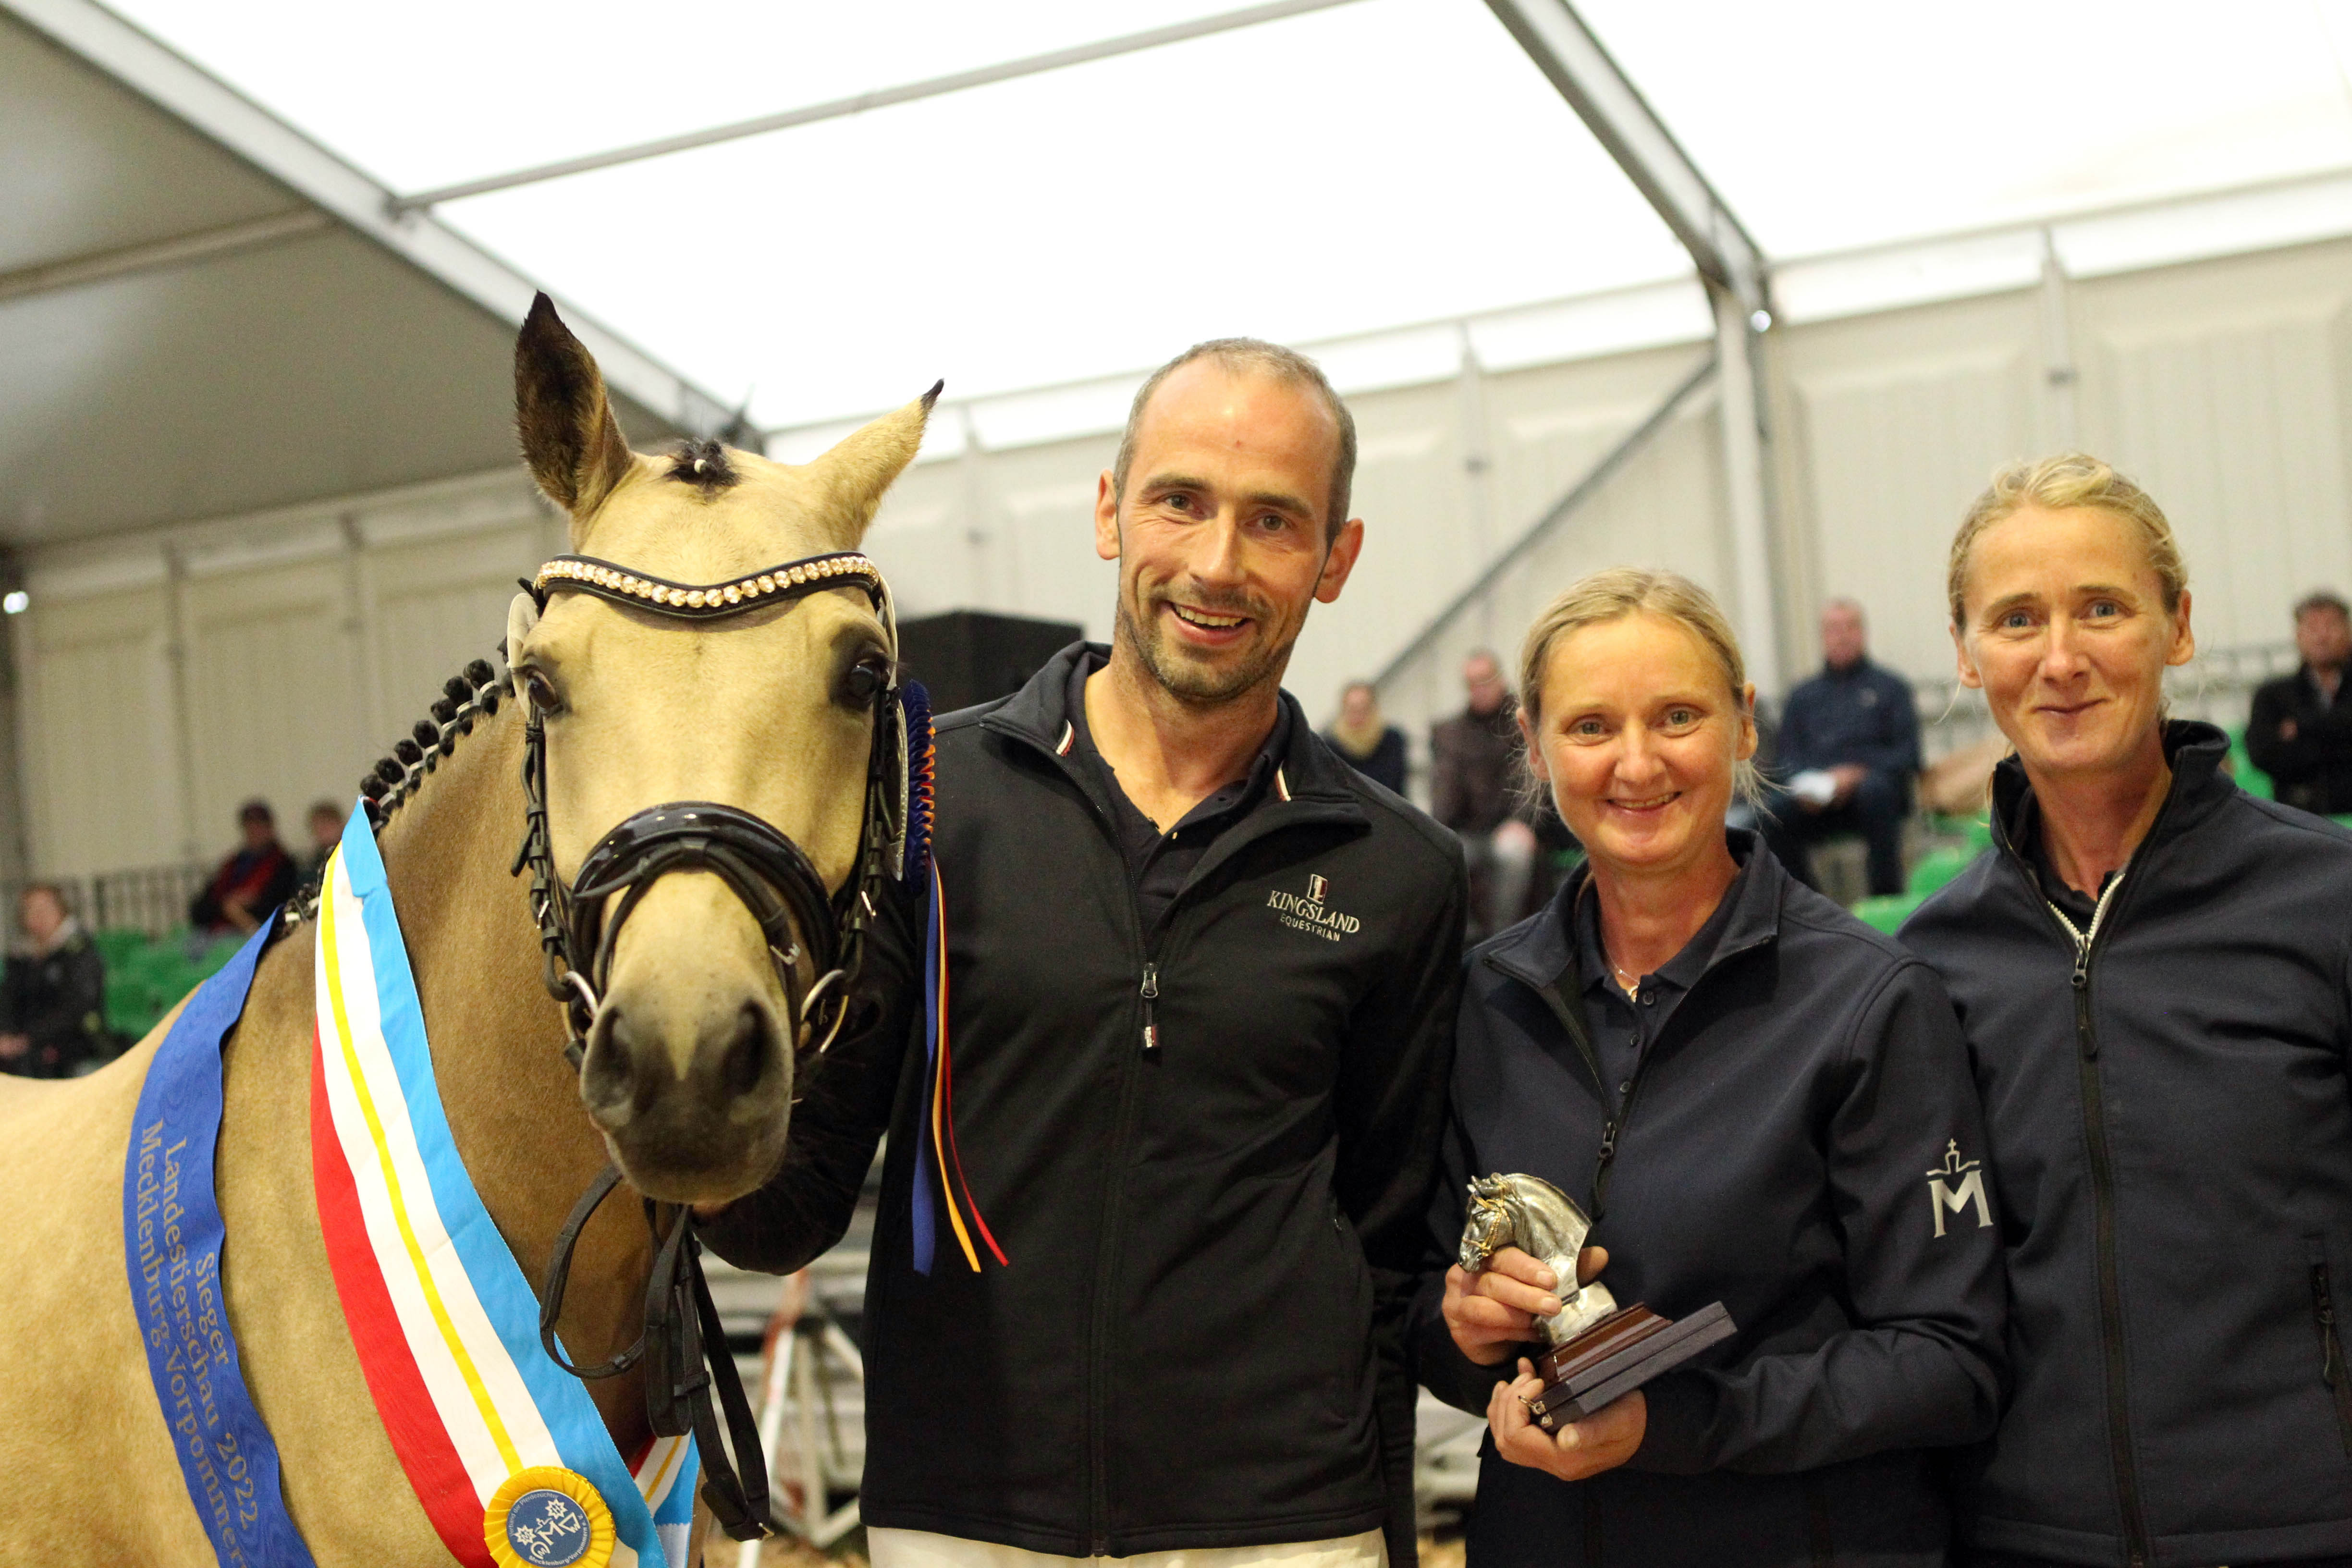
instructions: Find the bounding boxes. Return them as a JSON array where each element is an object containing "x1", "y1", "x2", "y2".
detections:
[{"x1": 757, "y1": 1537, "x2": 1469, "y2": 1567}]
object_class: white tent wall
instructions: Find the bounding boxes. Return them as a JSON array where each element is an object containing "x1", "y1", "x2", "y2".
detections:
[
  {"x1": 15, "y1": 230, "x2": 2352, "y2": 880},
  {"x1": 18, "y1": 472, "x2": 551, "y2": 877},
  {"x1": 1772, "y1": 237, "x2": 2352, "y2": 732}
]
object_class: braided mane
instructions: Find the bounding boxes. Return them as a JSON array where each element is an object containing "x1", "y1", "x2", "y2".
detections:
[{"x1": 285, "y1": 654, "x2": 503, "y2": 924}]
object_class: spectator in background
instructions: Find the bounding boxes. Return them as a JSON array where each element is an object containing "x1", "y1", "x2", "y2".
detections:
[
  {"x1": 0, "y1": 884, "x2": 108, "y2": 1078},
  {"x1": 2246, "y1": 589, "x2": 2352, "y2": 816},
  {"x1": 301, "y1": 799, "x2": 347, "y2": 882},
  {"x1": 1325, "y1": 679, "x2": 1408, "y2": 795},
  {"x1": 1433, "y1": 649, "x2": 1539, "y2": 939},
  {"x1": 188, "y1": 800, "x2": 297, "y2": 936},
  {"x1": 1761, "y1": 598, "x2": 1921, "y2": 897}
]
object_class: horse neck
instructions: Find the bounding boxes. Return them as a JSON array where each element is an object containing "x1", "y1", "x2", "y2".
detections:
[
  {"x1": 372, "y1": 702, "x2": 653, "y2": 1440},
  {"x1": 1513, "y1": 1191, "x2": 1584, "y2": 1267}
]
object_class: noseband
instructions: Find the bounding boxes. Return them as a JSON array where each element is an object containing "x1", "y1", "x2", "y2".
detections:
[
  {"x1": 514, "y1": 550, "x2": 913, "y2": 1066},
  {"x1": 512, "y1": 547, "x2": 927, "y2": 1543}
]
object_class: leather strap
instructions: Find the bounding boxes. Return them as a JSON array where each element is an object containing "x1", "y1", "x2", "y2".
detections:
[{"x1": 537, "y1": 1161, "x2": 775, "y2": 1541}]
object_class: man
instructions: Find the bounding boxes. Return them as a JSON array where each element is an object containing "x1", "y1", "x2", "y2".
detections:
[
  {"x1": 187, "y1": 800, "x2": 298, "y2": 935},
  {"x1": 702, "y1": 341, "x2": 1467, "y2": 1568},
  {"x1": 1762, "y1": 598, "x2": 1920, "y2": 897},
  {"x1": 0, "y1": 884, "x2": 108, "y2": 1078},
  {"x1": 2246, "y1": 589, "x2": 2352, "y2": 816},
  {"x1": 1430, "y1": 650, "x2": 1539, "y2": 940}
]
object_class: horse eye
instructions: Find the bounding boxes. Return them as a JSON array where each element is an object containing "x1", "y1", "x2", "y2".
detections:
[
  {"x1": 520, "y1": 668, "x2": 563, "y2": 714},
  {"x1": 842, "y1": 655, "x2": 890, "y2": 708}
]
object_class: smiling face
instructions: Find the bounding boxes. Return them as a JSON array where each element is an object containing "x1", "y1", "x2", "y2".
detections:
[
  {"x1": 1522, "y1": 612, "x2": 1756, "y2": 880},
  {"x1": 1953, "y1": 503, "x2": 2194, "y2": 786},
  {"x1": 1094, "y1": 359, "x2": 1363, "y2": 706}
]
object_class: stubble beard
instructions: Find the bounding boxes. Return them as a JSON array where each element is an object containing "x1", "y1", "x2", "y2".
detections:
[{"x1": 1118, "y1": 590, "x2": 1290, "y2": 707}]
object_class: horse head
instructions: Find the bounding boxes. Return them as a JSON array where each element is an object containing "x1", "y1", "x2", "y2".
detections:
[
  {"x1": 503, "y1": 295, "x2": 932, "y2": 1206},
  {"x1": 1459, "y1": 1174, "x2": 1517, "y2": 1272}
]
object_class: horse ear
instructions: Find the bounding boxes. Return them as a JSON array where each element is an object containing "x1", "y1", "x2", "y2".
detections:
[
  {"x1": 800, "y1": 380, "x2": 942, "y2": 549},
  {"x1": 506, "y1": 592, "x2": 540, "y2": 698},
  {"x1": 515, "y1": 293, "x2": 635, "y2": 528}
]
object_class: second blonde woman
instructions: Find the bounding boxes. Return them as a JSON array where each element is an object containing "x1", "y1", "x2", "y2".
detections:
[{"x1": 1413, "y1": 568, "x2": 2004, "y2": 1566}]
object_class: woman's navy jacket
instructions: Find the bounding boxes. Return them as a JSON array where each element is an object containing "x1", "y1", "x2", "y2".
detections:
[
  {"x1": 1412, "y1": 835, "x2": 2006, "y2": 1567},
  {"x1": 1902, "y1": 723, "x2": 2352, "y2": 1567}
]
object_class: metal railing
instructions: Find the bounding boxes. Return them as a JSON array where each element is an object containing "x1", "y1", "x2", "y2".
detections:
[{"x1": 1, "y1": 861, "x2": 212, "y2": 937}]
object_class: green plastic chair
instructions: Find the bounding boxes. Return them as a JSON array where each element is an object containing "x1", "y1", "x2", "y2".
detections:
[
  {"x1": 2227, "y1": 727, "x2": 2275, "y2": 800},
  {"x1": 1851, "y1": 891, "x2": 1927, "y2": 934}
]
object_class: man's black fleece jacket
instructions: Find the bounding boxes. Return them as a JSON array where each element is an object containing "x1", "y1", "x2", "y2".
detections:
[{"x1": 700, "y1": 645, "x2": 1467, "y2": 1564}]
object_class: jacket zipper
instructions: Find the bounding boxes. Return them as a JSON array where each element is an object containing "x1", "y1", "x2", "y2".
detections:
[
  {"x1": 1533, "y1": 982, "x2": 1642, "y2": 1223},
  {"x1": 997, "y1": 713, "x2": 1358, "y2": 1555},
  {"x1": 2313, "y1": 1263, "x2": 2352, "y2": 1457},
  {"x1": 1011, "y1": 728, "x2": 1331, "y2": 1555},
  {"x1": 2041, "y1": 874, "x2": 2153, "y2": 1568}
]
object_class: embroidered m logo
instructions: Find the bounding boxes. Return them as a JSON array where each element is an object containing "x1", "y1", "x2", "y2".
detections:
[{"x1": 1925, "y1": 1139, "x2": 1993, "y2": 1238}]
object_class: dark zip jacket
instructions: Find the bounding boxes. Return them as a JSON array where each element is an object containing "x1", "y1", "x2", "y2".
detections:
[
  {"x1": 1412, "y1": 837, "x2": 2006, "y2": 1567},
  {"x1": 1901, "y1": 722, "x2": 2352, "y2": 1567},
  {"x1": 700, "y1": 644, "x2": 1467, "y2": 1561}
]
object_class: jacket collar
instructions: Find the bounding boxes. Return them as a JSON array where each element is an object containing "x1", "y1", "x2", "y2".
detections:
[
  {"x1": 1482, "y1": 828, "x2": 1785, "y2": 995},
  {"x1": 1988, "y1": 718, "x2": 2235, "y2": 863},
  {"x1": 983, "y1": 640, "x2": 1367, "y2": 808}
]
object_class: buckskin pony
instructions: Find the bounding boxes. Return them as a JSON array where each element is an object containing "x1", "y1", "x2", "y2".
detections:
[{"x1": 0, "y1": 295, "x2": 935, "y2": 1564}]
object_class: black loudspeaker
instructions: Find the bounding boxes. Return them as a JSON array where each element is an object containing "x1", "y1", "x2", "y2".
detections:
[{"x1": 897, "y1": 611, "x2": 1084, "y2": 716}]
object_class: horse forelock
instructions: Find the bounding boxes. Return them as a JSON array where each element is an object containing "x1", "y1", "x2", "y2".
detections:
[{"x1": 665, "y1": 438, "x2": 738, "y2": 496}]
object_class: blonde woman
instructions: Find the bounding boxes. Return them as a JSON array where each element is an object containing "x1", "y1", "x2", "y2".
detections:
[
  {"x1": 1414, "y1": 568, "x2": 2003, "y2": 1566},
  {"x1": 1325, "y1": 679, "x2": 1409, "y2": 795},
  {"x1": 1901, "y1": 455, "x2": 2352, "y2": 1568}
]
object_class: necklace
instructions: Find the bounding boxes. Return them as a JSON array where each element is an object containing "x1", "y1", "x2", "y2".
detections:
[{"x1": 1608, "y1": 956, "x2": 1641, "y2": 996}]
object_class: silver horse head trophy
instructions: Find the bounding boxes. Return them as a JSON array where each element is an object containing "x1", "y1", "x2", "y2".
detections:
[{"x1": 1459, "y1": 1173, "x2": 1620, "y2": 1346}]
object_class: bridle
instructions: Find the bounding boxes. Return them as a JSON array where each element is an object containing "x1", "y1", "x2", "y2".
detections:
[
  {"x1": 514, "y1": 549, "x2": 915, "y2": 1068},
  {"x1": 511, "y1": 546, "x2": 926, "y2": 1544}
]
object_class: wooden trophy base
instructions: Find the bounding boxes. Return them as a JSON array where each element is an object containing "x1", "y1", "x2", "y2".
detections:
[{"x1": 1523, "y1": 1301, "x2": 1735, "y2": 1430}]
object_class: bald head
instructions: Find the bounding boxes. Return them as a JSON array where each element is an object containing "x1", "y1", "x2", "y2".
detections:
[
  {"x1": 1821, "y1": 598, "x2": 1867, "y2": 671},
  {"x1": 1114, "y1": 339, "x2": 1354, "y2": 542}
]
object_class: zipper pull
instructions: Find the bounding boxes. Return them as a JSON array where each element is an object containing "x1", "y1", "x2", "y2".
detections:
[
  {"x1": 2070, "y1": 944, "x2": 2090, "y2": 990},
  {"x1": 1597, "y1": 1119, "x2": 1617, "y2": 1161},
  {"x1": 1140, "y1": 963, "x2": 1160, "y2": 1054}
]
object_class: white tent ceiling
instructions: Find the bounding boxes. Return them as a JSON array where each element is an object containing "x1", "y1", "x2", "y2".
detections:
[
  {"x1": 13, "y1": 0, "x2": 2352, "y2": 541},
  {"x1": 94, "y1": 0, "x2": 2352, "y2": 429}
]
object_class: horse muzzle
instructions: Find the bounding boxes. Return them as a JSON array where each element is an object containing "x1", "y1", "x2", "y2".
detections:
[{"x1": 577, "y1": 873, "x2": 797, "y2": 1204}]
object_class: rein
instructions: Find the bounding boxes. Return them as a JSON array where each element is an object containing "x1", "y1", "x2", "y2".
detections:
[{"x1": 513, "y1": 546, "x2": 919, "y2": 1544}]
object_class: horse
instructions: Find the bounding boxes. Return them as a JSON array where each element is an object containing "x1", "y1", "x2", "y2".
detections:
[
  {"x1": 1458, "y1": 1172, "x2": 1620, "y2": 1346},
  {"x1": 0, "y1": 294, "x2": 935, "y2": 1564}
]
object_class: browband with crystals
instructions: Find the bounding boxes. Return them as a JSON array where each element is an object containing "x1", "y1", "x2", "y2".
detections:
[{"x1": 533, "y1": 551, "x2": 884, "y2": 617}]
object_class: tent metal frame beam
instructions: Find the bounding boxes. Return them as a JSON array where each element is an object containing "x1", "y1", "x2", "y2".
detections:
[
  {"x1": 0, "y1": 209, "x2": 331, "y2": 306},
  {"x1": 390, "y1": 0, "x2": 1372, "y2": 212},
  {"x1": 1481, "y1": 0, "x2": 1764, "y2": 310},
  {"x1": 1372, "y1": 351, "x2": 1718, "y2": 693},
  {"x1": 1482, "y1": 0, "x2": 1782, "y2": 690},
  {"x1": 4, "y1": 0, "x2": 741, "y2": 437}
]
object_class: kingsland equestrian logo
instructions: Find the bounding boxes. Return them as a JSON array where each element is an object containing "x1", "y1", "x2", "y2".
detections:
[
  {"x1": 1267, "y1": 873, "x2": 1360, "y2": 942},
  {"x1": 1925, "y1": 1139, "x2": 1993, "y2": 1237}
]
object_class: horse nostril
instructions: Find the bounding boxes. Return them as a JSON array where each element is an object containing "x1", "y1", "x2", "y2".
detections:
[
  {"x1": 580, "y1": 1006, "x2": 637, "y2": 1124},
  {"x1": 717, "y1": 1002, "x2": 773, "y2": 1101}
]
